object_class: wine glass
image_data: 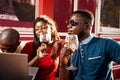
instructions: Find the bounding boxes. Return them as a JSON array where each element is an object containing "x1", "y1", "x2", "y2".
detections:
[
  {"x1": 39, "y1": 25, "x2": 51, "y2": 43},
  {"x1": 39, "y1": 32, "x2": 51, "y2": 43},
  {"x1": 38, "y1": 43, "x2": 48, "y2": 57},
  {"x1": 64, "y1": 34, "x2": 79, "y2": 70},
  {"x1": 39, "y1": 25, "x2": 51, "y2": 56}
]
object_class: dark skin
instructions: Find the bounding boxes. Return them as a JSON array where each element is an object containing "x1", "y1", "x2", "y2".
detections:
[
  {"x1": 67, "y1": 14, "x2": 91, "y2": 41},
  {"x1": 0, "y1": 28, "x2": 20, "y2": 53},
  {"x1": 58, "y1": 13, "x2": 92, "y2": 80}
]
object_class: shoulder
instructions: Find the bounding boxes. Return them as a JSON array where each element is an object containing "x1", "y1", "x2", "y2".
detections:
[
  {"x1": 24, "y1": 41, "x2": 34, "y2": 46},
  {"x1": 21, "y1": 41, "x2": 34, "y2": 53},
  {"x1": 91, "y1": 36, "x2": 115, "y2": 42},
  {"x1": 22, "y1": 41, "x2": 34, "y2": 50},
  {"x1": 91, "y1": 37, "x2": 120, "y2": 46}
]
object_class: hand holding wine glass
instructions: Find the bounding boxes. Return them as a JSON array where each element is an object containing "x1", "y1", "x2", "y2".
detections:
[
  {"x1": 64, "y1": 34, "x2": 79, "y2": 70},
  {"x1": 39, "y1": 25, "x2": 51, "y2": 57},
  {"x1": 38, "y1": 43, "x2": 48, "y2": 57}
]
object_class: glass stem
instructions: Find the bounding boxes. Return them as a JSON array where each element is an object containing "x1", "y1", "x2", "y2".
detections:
[{"x1": 70, "y1": 53, "x2": 73, "y2": 66}]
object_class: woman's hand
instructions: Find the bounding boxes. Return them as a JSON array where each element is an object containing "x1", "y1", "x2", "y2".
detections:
[
  {"x1": 50, "y1": 39, "x2": 65, "y2": 60},
  {"x1": 28, "y1": 43, "x2": 47, "y2": 66},
  {"x1": 37, "y1": 43, "x2": 47, "y2": 57}
]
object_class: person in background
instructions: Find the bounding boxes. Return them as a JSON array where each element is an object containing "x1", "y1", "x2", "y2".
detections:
[
  {"x1": 58, "y1": 10, "x2": 120, "y2": 80},
  {"x1": 21, "y1": 15, "x2": 61, "y2": 80},
  {"x1": 0, "y1": 28, "x2": 22, "y2": 53}
]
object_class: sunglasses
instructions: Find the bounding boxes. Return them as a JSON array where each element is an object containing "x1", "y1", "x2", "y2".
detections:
[
  {"x1": 66, "y1": 20, "x2": 79, "y2": 26},
  {"x1": 66, "y1": 20, "x2": 89, "y2": 26}
]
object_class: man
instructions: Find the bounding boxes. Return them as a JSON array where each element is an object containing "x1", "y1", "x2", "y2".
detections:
[
  {"x1": 0, "y1": 28, "x2": 23, "y2": 53},
  {"x1": 59, "y1": 10, "x2": 120, "y2": 80}
]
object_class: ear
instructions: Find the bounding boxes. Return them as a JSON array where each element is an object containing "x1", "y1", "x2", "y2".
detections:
[
  {"x1": 17, "y1": 41, "x2": 21, "y2": 46},
  {"x1": 85, "y1": 23, "x2": 91, "y2": 30}
]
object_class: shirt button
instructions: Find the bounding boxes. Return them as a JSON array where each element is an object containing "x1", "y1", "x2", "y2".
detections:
[{"x1": 81, "y1": 48, "x2": 83, "y2": 51}]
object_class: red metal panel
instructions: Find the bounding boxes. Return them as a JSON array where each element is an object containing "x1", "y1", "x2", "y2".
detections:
[
  {"x1": 38, "y1": 0, "x2": 54, "y2": 19},
  {"x1": 0, "y1": 19, "x2": 33, "y2": 28},
  {"x1": 78, "y1": 0, "x2": 96, "y2": 33},
  {"x1": 54, "y1": 0, "x2": 73, "y2": 32}
]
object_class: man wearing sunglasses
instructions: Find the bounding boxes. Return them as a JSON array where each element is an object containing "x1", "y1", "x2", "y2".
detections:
[{"x1": 58, "y1": 10, "x2": 120, "y2": 80}]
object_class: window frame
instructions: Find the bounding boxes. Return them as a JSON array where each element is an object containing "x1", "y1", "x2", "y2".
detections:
[{"x1": 95, "y1": 0, "x2": 120, "y2": 35}]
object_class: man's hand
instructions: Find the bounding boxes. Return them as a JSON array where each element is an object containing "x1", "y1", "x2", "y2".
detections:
[{"x1": 60, "y1": 47, "x2": 73, "y2": 66}]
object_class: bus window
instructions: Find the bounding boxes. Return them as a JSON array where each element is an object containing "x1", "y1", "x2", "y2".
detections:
[{"x1": 97, "y1": 0, "x2": 120, "y2": 34}]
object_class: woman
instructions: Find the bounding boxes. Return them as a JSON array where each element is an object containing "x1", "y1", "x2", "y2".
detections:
[{"x1": 21, "y1": 15, "x2": 61, "y2": 80}]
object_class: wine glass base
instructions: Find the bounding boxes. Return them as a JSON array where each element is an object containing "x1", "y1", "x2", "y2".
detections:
[{"x1": 66, "y1": 65, "x2": 77, "y2": 70}]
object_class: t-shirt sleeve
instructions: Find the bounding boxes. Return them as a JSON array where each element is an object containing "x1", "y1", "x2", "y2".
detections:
[
  {"x1": 21, "y1": 41, "x2": 33, "y2": 61},
  {"x1": 106, "y1": 39, "x2": 120, "y2": 63}
]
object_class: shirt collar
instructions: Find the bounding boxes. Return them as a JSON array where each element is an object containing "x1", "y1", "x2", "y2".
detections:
[{"x1": 80, "y1": 35, "x2": 93, "y2": 44}]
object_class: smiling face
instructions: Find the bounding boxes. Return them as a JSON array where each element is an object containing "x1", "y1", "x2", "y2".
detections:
[
  {"x1": 33, "y1": 16, "x2": 60, "y2": 45},
  {"x1": 35, "y1": 21, "x2": 47, "y2": 38},
  {"x1": 35, "y1": 21, "x2": 52, "y2": 43}
]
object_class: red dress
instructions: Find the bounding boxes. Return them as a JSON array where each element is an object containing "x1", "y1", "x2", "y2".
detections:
[{"x1": 21, "y1": 41, "x2": 60, "y2": 80}]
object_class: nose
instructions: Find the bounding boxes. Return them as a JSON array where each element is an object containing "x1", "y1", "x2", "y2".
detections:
[
  {"x1": 37, "y1": 28, "x2": 42, "y2": 35},
  {"x1": 67, "y1": 24, "x2": 72, "y2": 29},
  {"x1": 2, "y1": 49, "x2": 7, "y2": 53},
  {"x1": 38, "y1": 28, "x2": 41, "y2": 32},
  {"x1": 67, "y1": 25, "x2": 73, "y2": 34}
]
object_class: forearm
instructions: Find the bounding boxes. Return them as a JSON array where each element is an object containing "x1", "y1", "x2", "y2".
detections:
[
  {"x1": 58, "y1": 64, "x2": 71, "y2": 80},
  {"x1": 28, "y1": 56, "x2": 39, "y2": 66},
  {"x1": 58, "y1": 46, "x2": 72, "y2": 80}
]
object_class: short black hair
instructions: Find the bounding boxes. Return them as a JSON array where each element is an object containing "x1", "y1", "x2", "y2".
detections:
[
  {"x1": 72, "y1": 10, "x2": 94, "y2": 25},
  {"x1": 0, "y1": 28, "x2": 20, "y2": 42}
]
